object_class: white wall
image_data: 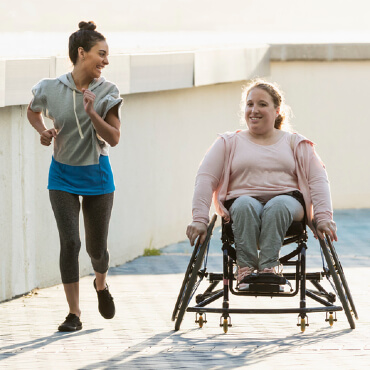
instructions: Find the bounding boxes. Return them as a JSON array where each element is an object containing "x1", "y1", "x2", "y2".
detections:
[
  {"x1": 270, "y1": 61, "x2": 370, "y2": 208},
  {"x1": 0, "y1": 105, "x2": 57, "y2": 299},
  {"x1": 109, "y1": 82, "x2": 244, "y2": 263}
]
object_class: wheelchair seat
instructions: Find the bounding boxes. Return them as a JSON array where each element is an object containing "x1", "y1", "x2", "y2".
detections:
[{"x1": 285, "y1": 221, "x2": 305, "y2": 238}]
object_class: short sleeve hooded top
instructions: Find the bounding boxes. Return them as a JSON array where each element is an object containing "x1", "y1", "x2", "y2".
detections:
[{"x1": 31, "y1": 73, "x2": 123, "y2": 195}]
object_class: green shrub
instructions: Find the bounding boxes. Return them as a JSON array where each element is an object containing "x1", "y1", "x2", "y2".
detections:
[{"x1": 143, "y1": 248, "x2": 161, "y2": 256}]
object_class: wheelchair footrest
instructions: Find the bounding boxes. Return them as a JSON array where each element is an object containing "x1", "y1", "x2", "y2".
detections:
[
  {"x1": 239, "y1": 273, "x2": 291, "y2": 293},
  {"x1": 240, "y1": 273, "x2": 287, "y2": 285},
  {"x1": 248, "y1": 284, "x2": 284, "y2": 293}
]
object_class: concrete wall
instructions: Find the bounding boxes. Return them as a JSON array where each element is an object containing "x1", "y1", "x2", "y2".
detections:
[
  {"x1": 1, "y1": 43, "x2": 370, "y2": 301},
  {"x1": 110, "y1": 82, "x2": 245, "y2": 263},
  {"x1": 269, "y1": 60, "x2": 370, "y2": 208}
]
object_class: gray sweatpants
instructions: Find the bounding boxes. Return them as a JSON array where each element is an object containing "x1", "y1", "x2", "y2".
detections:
[
  {"x1": 229, "y1": 195, "x2": 304, "y2": 271},
  {"x1": 49, "y1": 190, "x2": 114, "y2": 284}
]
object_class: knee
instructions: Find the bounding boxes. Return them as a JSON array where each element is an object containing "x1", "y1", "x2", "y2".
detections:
[
  {"x1": 87, "y1": 244, "x2": 108, "y2": 262},
  {"x1": 262, "y1": 200, "x2": 291, "y2": 221},
  {"x1": 264, "y1": 199, "x2": 288, "y2": 211},
  {"x1": 61, "y1": 238, "x2": 81, "y2": 255},
  {"x1": 230, "y1": 196, "x2": 260, "y2": 218},
  {"x1": 88, "y1": 244, "x2": 109, "y2": 274}
]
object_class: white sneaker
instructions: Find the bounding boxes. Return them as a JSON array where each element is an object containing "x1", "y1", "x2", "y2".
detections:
[
  {"x1": 236, "y1": 266, "x2": 254, "y2": 291},
  {"x1": 259, "y1": 264, "x2": 283, "y2": 275}
]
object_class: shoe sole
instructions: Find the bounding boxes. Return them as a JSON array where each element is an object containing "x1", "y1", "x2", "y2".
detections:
[
  {"x1": 237, "y1": 284, "x2": 250, "y2": 291},
  {"x1": 101, "y1": 315, "x2": 115, "y2": 319},
  {"x1": 58, "y1": 324, "x2": 82, "y2": 332}
]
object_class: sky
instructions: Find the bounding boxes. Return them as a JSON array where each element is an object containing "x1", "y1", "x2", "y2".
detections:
[
  {"x1": 1, "y1": 0, "x2": 370, "y2": 58},
  {"x1": 1, "y1": 0, "x2": 369, "y2": 34}
]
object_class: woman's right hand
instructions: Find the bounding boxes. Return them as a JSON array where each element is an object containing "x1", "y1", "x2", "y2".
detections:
[
  {"x1": 316, "y1": 220, "x2": 338, "y2": 242},
  {"x1": 186, "y1": 221, "x2": 208, "y2": 247},
  {"x1": 40, "y1": 128, "x2": 57, "y2": 146}
]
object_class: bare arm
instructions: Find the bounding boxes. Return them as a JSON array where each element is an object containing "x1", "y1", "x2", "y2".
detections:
[
  {"x1": 82, "y1": 89, "x2": 121, "y2": 147},
  {"x1": 27, "y1": 103, "x2": 56, "y2": 146}
]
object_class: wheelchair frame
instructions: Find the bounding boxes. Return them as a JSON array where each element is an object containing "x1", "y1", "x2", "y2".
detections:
[{"x1": 172, "y1": 214, "x2": 358, "y2": 333}]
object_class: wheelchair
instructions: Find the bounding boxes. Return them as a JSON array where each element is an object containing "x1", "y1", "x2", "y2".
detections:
[{"x1": 172, "y1": 213, "x2": 358, "y2": 333}]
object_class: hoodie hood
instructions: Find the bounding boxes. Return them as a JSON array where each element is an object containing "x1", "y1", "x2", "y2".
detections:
[{"x1": 58, "y1": 72, "x2": 105, "y2": 92}]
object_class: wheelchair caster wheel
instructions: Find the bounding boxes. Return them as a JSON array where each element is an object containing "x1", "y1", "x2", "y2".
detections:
[
  {"x1": 222, "y1": 319, "x2": 228, "y2": 333},
  {"x1": 328, "y1": 314, "x2": 334, "y2": 326},
  {"x1": 196, "y1": 313, "x2": 206, "y2": 328},
  {"x1": 297, "y1": 315, "x2": 308, "y2": 332},
  {"x1": 220, "y1": 316, "x2": 231, "y2": 333},
  {"x1": 326, "y1": 312, "x2": 337, "y2": 327},
  {"x1": 300, "y1": 318, "x2": 306, "y2": 332}
]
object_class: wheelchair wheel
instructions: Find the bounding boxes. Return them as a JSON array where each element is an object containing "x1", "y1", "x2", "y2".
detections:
[
  {"x1": 320, "y1": 235, "x2": 357, "y2": 329},
  {"x1": 173, "y1": 214, "x2": 217, "y2": 331},
  {"x1": 171, "y1": 239, "x2": 200, "y2": 322},
  {"x1": 326, "y1": 236, "x2": 358, "y2": 320}
]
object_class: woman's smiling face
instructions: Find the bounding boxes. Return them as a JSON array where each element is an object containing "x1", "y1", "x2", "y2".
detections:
[
  {"x1": 245, "y1": 87, "x2": 280, "y2": 135},
  {"x1": 81, "y1": 40, "x2": 109, "y2": 79}
]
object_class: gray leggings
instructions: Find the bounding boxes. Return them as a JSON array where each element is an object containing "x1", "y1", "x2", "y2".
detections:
[
  {"x1": 49, "y1": 190, "x2": 114, "y2": 284},
  {"x1": 230, "y1": 195, "x2": 304, "y2": 271}
]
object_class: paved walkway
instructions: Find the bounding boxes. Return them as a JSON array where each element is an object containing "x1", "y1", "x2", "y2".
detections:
[{"x1": 1, "y1": 209, "x2": 370, "y2": 369}]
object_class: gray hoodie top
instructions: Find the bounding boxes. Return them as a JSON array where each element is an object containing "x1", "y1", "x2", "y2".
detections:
[{"x1": 31, "y1": 73, "x2": 122, "y2": 166}]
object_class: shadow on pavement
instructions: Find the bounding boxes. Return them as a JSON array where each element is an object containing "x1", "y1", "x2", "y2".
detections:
[
  {"x1": 79, "y1": 327, "x2": 353, "y2": 369},
  {"x1": 0, "y1": 329, "x2": 103, "y2": 360}
]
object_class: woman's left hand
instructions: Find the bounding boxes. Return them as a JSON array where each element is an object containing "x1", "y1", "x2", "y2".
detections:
[
  {"x1": 82, "y1": 88, "x2": 96, "y2": 116},
  {"x1": 316, "y1": 220, "x2": 338, "y2": 242}
]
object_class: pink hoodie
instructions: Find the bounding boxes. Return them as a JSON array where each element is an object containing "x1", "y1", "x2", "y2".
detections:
[{"x1": 192, "y1": 130, "x2": 333, "y2": 232}]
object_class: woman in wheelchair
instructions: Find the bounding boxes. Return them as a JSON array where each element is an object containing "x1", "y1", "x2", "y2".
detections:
[{"x1": 186, "y1": 79, "x2": 337, "y2": 291}]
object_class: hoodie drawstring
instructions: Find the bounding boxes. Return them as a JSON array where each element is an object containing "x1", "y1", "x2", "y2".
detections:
[{"x1": 73, "y1": 90, "x2": 84, "y2": 139}]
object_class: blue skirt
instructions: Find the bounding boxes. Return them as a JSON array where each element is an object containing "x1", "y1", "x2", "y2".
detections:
[{"x1": 48, "y1": 155, "x2": 115, "y2": 195}]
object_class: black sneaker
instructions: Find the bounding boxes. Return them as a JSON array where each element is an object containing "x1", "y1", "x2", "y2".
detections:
[
  {"x1": 94, "y1": 279, "x2": 115, "y2": 319},
  {"x1": 58, "y1": 313, "x2": 82, "y2": 332}
]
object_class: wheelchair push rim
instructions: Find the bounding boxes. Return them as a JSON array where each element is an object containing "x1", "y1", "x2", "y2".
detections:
[
  {"x1": 319, "y1": 235, "x2": 357, "y2": 329},
  {"x1": 173, "y1": 214, "x2": 217, "y2": 331},
  {"x1": 171, "y1": 238, "x2": 201, "y2": 322},
  {"x1": 325, "y1": 235, "x2": 358, "y2": 320}
]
